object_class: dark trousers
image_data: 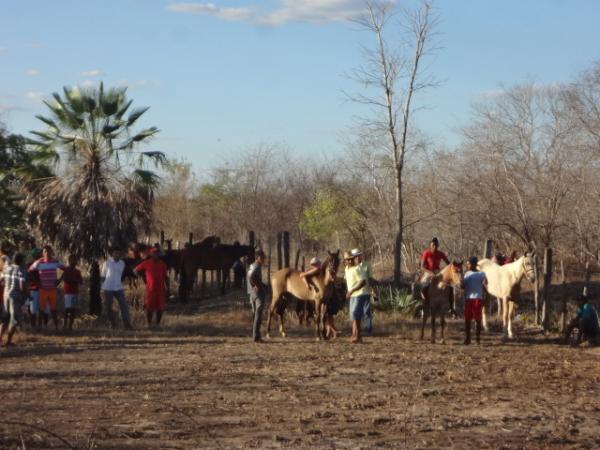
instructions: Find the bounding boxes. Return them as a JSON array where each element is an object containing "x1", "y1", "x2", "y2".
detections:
[{"x1": 250, "y1": 294, "x2": 265, "y2": 341}]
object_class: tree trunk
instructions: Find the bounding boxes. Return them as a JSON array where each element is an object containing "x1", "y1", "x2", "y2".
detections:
[
  {"x1": 89, "y1": 260, "x2": 102, "y2": 316},
  {"x1": 393, "y1": 165, "x2": 403, "y2": 285}
]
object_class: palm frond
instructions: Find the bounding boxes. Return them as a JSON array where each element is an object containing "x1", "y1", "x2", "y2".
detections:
[{"x1": 127, "y1": 107, "x2": 150, "y2": 126}]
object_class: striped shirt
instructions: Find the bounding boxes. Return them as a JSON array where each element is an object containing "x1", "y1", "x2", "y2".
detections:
[
  {"x1": 29, "y1": 258, "x2": 65, "y2": 289},
  {"x1": 2, "y1": 264, "x2": 27, "y2": 299}
]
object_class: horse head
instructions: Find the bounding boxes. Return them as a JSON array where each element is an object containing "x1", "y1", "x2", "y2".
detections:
[
  {"x1": 441, "y1": 260, "x2": 463, "y2": 288},
  {"x1": 522, "y1": 252, "x2": 536, "y2": 283},
  {"x1": 323, "y1": 250, "x2": 341, "y2": 281}
]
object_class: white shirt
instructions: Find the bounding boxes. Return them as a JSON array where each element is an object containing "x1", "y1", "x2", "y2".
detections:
[{"x1": 101, "y1": 257, "x2": 125, "y2": 291}]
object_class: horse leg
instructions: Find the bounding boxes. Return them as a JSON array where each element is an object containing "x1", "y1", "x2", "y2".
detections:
[
  {"x1": 440, "y1": 312, "x2": 446, "y2": 345},
  {"x1": 507, "y1": 300, "x2": 515, "y2": 339},
  {"x1": 279, "y1": 310, "x2": 287, "y2": 337},
  {"x1": 420, "y1": 303, "x2": 428, "y2": 340},
  {"x1": 431, "y1": 311, "x2": 436, "y2": 344},
  {"x1": 266, "y1": 295, "x2": 280, "y2": 339},
  {"x1": 496, "y1": 297, "x2": 502, "y2": 319},
  {"x1": 481, "y1": 303, "x2": 489, "y2": 332},
  {"x1": 501, "y1": 297, "x2": 509, "y2": 340}
]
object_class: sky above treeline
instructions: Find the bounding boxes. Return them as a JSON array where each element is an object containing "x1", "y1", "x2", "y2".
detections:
[{"x1": 1, "y1": 0, "x2": 600, "y2": 171}]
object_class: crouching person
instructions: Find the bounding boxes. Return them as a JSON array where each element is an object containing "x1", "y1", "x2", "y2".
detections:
[
  {"x1": 0, "y1": 253, "x2": 28, "y2": 347},
  {"x1": 564, "y1": 295, "x2": 600, "y2": 346}
]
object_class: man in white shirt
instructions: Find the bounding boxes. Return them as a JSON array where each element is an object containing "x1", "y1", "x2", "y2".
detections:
[{"x1": 102, "y1": 248, "x2": 133, "y2": 330}]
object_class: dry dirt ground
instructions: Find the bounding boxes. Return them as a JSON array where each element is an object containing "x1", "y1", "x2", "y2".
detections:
[{"x1": 0, "y1": 292, "x2": 599, "y2": 450}]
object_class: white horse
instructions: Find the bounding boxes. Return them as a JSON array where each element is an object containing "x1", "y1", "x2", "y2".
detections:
[{"x1": 478, "y1": 254, "x2": 536, "y2": 339}]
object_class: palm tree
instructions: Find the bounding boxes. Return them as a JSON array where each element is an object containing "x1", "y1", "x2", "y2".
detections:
[{"x1": 24, "y1": 83, "x2": 165, "y2": 314}]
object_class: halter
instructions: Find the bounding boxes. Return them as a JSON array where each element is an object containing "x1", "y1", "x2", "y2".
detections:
[{"x1": 522, "y1": 255, "x2": 536, "y2": 282}]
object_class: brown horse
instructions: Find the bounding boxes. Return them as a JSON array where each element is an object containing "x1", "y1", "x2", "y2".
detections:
[
  {"x1": 420, "y1": 262, "x2": 463, "y2": 344},
  {"x1": 267, "y1": 250, "x2": 340, "y2": 340}
]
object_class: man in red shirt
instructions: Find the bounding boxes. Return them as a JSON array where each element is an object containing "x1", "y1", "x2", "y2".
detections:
[
  {"x1": 420, "y1": 237, "x2": 453, "y2": 312},
  {"x1": 135, "y1": 248, "x2": 169, "y2": 327},
  {"x1": 58, "y1": 255, "x2": 83, "y2": 331}
]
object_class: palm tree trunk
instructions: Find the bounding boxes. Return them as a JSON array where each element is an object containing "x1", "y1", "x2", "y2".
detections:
[{"x1": 89, "y1": 261, "x2": 102, "y2": 315}]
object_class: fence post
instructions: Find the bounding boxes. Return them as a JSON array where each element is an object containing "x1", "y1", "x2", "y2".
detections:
[
  {"x1": 482, "y1": 239, "x2": 493, "y2": 315},
  {"x1": 283, "y1": 231, "x2": 290, "y2": 268},
  {"x1": 160, "y1": 230, "x2": 165, "y2": 245},
  {"x1": 483, "y1": 239, "x2": 493, "y2": 259},
  {"x1": 584, "y1": 261, "x2": 591, "y2": 296},
  {"x1": 533, "y1": 254, "x2": 540, "y2": 325},
  {"x1": 268, "y1": 236, "x2": 273, "y2": 286},
  {"x1": 294, "y1": 248, "x2": 301, "y2": 270},
  {"x1": 248, "y1": 231, "x2": 255, "y2": 248},
  {"x1": 560, "y1": 260, "x2": 567, "y2": 333},
  {"x1": 188, "y1": 233, "x2": 193, "y2": 245},
  {"x1": 277, "y1": 232, "x2": 283, "y2": 271},
  {"x1": 301, "y1": 256, "x2": 306, "y2": 272},
  {"x1": 541, "y1": 248, "x2": 553, "y2": 332}
]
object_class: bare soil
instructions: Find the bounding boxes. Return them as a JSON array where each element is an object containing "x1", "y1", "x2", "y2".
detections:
[{"x1": 1, "y1": 291, "x2": 599, "y2": 450}]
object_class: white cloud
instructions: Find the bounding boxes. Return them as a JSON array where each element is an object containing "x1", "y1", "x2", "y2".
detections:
[
  {"x1": 0, "y1": 104, "x2": 16, "y2": 113},
  {"x1": 80, "y1": 69, "x2": 103, "y2": 77},
  {"x1": 81, "y1": 80, "x2": 95, "y2": 87},
  {"x1": 25, "y1": 91, "x2": 44, "y2": 102},
  {"x1": 0, "y1": 47, "x2": 7, "y2": 54},
  {"x1": 26, "y1": 69, "x2": 41, "y2": 76},
  {"x1": 166, "y1": 0, "x2": 369, "y2": 25},
  {"x1": 260, "y1": 0, "x2": 367, "y2": 25}
]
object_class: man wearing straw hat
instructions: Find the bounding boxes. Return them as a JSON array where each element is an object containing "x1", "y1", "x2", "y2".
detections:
[
  {"x1": 351, "y1": 248, "x2": 376, "y2": 336},
  {"x1": 345, "y1": 250, "x2": 368, "y2": 343}
]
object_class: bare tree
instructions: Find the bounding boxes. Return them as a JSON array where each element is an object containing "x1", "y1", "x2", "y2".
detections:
[{"x1": 347, "y1": 0, "x2": 440, "y2": 284}]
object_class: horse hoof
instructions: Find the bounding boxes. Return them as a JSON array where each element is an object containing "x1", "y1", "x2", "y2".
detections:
[
  {"x1": 280, "y1": 332, "x2": 287, "y2": 338},
  {"x1": 441, "y1": 339, "x2": 446, "y2": 345},
  {"x1": 266, "y1": 334, "x2": 272, "y2": 339}
]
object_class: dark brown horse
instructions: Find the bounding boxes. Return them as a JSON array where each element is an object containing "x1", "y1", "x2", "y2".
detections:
[{"x1": 179, "y1": 237, "x2": 254, "y2": 297}]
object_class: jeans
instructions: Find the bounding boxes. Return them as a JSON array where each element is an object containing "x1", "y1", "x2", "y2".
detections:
[
  {"x1": 363, "y1": 295, "x2": 372, "y2": 334},
  {"x1": 103, "y1": 290, "x2": 131, "y2": 328},
  {"x1": 250, "y1": 294, "x2": 265, "y2": 341}
]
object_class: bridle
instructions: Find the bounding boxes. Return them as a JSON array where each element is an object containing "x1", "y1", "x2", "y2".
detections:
[{"x1": 522, "y1": 256, "x2": 536, "y2": 282}]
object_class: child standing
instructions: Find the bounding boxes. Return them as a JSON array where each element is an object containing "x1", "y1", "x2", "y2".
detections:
[
  {"x1": 0, "y1": 253, "x2": 28, "y2": 347},
  {"x1": 462, "y1": 256, "x2": 487, "y2": 345},
  {"x1": 58, "y1": 255, "x2": 83, "y2": 331},
  {"x1": 135, "y1": 248, "x2": 169, "y2": 327}
]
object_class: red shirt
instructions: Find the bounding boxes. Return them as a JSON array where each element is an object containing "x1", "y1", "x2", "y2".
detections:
[
  {"x1": 135, "y1": 259, "x2": 167, "y2": 292},
  {"x1": 421, "y1": 249, "x2": 447, "y2": 271},
  {"x1": 62, "y1": 267, "x2": 83, "y2": 294}
]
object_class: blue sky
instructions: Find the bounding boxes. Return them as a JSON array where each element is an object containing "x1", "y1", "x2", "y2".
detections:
[{"x1": 1, "y1": 0, "x2": 600, "y2": 171}]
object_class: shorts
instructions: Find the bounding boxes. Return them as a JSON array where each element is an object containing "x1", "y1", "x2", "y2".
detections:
[
  {"x1": 39, "y1": 288, "x2": 58, "y2": 312},
  {"x1": 465, "y1": 299, "x2": 483, "y2": 322},
  {"x1": 3, "y1": 296, "x2": 23, "y2": 328},
  {"x1": 349, "y1": 295, "x2": 369, "y2": 321},
  {"x1": 64, "y1": 294, "x2": 79, "y2": 309},
  {"x1": 29, "y1": 290, "x2": 40, "y2": 315},
  {"x1": 144, "y1": 289, "x2": 166, "y2": 312}
]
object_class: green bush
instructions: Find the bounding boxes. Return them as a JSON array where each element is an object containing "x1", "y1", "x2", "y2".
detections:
[{"x1": 376, "y1": 287, "x2": 421, "y2": 315}]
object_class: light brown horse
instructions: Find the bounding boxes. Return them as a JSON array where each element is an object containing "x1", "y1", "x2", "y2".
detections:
[
  {"x1": 420, "y1": 262, "x2": 463, "y2": 343},
  {"x1": 267, "y1": 250, "x2": 340, "y2": 340}
]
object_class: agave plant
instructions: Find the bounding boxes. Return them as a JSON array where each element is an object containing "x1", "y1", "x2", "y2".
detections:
[{"x1": 24, "y1": 83, "x2": 165, "y2": 314}]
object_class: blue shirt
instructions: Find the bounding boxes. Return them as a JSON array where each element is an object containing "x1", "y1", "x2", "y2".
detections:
[
  {"x1": 463, "y1": 271, "x2": 486, "y2": 300},
  {"x1": 576, "y1": 303, "x2": 600, "y2": 334}
]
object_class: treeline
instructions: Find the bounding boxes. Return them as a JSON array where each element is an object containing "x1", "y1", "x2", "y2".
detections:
[{"x1": 153, "y1": 62, "x2": 600, "y2": 277}]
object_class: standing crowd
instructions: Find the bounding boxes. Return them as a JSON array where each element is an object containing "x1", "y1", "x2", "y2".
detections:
[{"x1": 0, "y1": 240, "x2": 171, "y2": 347}]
